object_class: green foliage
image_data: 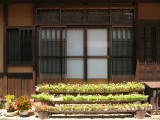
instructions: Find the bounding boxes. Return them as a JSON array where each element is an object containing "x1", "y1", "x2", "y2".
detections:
[
  {"x1": 4, "y1": 94, "x2": 15, "y2": 104},
  {"x1": 59, "y1": 94, "x2": 148, "y2": 102},
  {"x1": 33, "y1": 93, "x2": 148, "y2": 102},
  {"x1": 36, "y1": 82, "x2": 145, "y2": 93},
  {"x1": 46, "y1": 103, "x2": 152, "y2": 111},
  {"x1": 31, "y1": 93, "x2": 54, "y2": 101}
]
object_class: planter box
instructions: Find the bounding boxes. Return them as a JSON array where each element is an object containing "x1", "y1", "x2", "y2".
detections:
[{"x1": 38, "y1": 111, "x2": 48, "y2": 119}]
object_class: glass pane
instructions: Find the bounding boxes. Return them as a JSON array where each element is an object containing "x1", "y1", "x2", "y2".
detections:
[
  {"x1": 112, "y1": 28, "x2": 133, "y2": 57},
  {"x1": 88, "y1": 59, "x2": 107, "y2": 78},
  {"x1": 9, "y1": 29, "x2": 19, "y2": 63},
  {"x1": 112, "y1": 58, "x2": 133, "y2": 75},
  {"x1": 67, "y1": 58, "x2": 84, "y2": 78},
  {"x1": 87, "y1": 29, "x2": 107, "y2": 56},
  {"x1": 67, "y1": 29, "x2": 83, "y2": 56},
  {"x1": 39, "y1": 58, "x2": 61, "y2": 74}
]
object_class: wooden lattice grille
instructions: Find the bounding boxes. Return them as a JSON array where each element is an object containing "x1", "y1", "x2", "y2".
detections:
[
  {"x1": 36, "y1": 9, "x2": 134, "y2": 25},
  {"x1": 112, "y1": 27, "x2": 134, "y2": 75},
  {"x1": 39, "y1": 27, "x2": 66, "y2": 83},
  {"x1": 8, "y1": 29, "x2": 32, "y2": 64}
]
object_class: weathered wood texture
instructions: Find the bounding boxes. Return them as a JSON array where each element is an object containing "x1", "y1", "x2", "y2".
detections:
[
  {"x1": 136, "y1": 60, "x2": 160, "y2": 82},
  {"x1": 0, "y1": 73, "x2": 35, "y2": 98},
  {"x1": 112, "y1": 75, "x2": 135, "y2": 83}
]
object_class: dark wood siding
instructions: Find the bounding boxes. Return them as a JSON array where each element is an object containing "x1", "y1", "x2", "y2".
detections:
[{"x1": 0, "y1": 73, "x2": 35, "y2": 98}]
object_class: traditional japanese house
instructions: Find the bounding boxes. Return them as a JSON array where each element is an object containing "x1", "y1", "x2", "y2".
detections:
[{"x1": 0, "y1": 0, "x2": 160, "y2": 111}]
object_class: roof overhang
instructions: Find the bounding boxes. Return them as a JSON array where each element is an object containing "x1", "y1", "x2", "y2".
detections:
[
  {"x1": 1, "y1": 0, "x2": 160, "y2": 4},
  {"x1": 144, "y1": 82, "x2": 160, "y2": 89}
]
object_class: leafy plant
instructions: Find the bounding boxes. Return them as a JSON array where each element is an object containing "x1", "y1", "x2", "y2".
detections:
[
  {"x1": 31, "y1": 93, "x2": 54, "y2": 102},
  {"x1": 4, "y1": 94, "x2": 15, "y2": 111},
  {"x1": 36, "y1": 82, "x2": 145, "y2": 93},
  {"x1": 15, "y1": 96, "x2": 33, "y2": 112},
  {"x1": 57, "y1": 94, "x2": 148, "y2": 102},
  {"x1": 46, "y1": 103, "x2": 152, "y2": 112},
  {"x1": 35, "y1": 104, "x2": 48, "y2": 111}
]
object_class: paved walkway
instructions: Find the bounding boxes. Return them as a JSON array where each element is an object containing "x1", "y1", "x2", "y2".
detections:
[{"x1": 0, "y1": 109, "x2": 160, "y2": 120}]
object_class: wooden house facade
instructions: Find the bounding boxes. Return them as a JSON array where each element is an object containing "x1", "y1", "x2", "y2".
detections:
[{"x1": 0, "y1": 0, "x2": 160, "y2": 98}]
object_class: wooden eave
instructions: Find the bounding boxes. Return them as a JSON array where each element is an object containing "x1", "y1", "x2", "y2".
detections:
[{"x1": 1, "y1": 0, "x2": 160, "y2": 4}]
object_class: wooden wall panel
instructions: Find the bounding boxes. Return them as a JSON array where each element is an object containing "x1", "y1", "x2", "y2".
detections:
[
  {"x1": 28, "y1": 78, "x2": 33, "y2": 96},
  {"x1": 14, "y1": 78, "x2": 22, "y2": 98},
  {"x1": 22, "y1": 79, "x2": 28, "y2": 96},
  {"x1": 8, "y1": 4, "x2": 33, "y2": 26},
  {"x1": 7, "y1": 78, "x2": 15, "y2": 95},
  {"x1": 136, "y1": 60, "x2": 160, "y2": 82},
  {"x1": 138, "y1": 3, "x2": 160, "y2": 19},
  {"x1": 67, "y1": 79, "x2": 108, "y2": 84},
  {"x1": 8, "y1": 66, "x2": 33, "y2": 73},
  {"x1": 0, "y1": 73, "x2": 35, "y2": 98}
]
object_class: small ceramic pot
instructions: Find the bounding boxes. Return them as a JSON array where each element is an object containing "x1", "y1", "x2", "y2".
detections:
[{"x1": 19, "y1": 110, "x2": 28, "y2": 116}]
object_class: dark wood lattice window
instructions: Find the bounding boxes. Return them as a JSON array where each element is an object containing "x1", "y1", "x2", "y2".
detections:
[
  {"x1": 8, "y1": 28, "x2": 32, "y2": 64},
  {"x1": 39, "y1": 27, "x2": 66, "y2": 83},
  {"x1": 111, "y1": 9, "x2": 134, "y2": 23},
  {"x1": 137, "y1": 22, "x2": 160, "y2": 62},
  {"x1": 36, "y1": 8, "x2": 134, "y2": 25},
  {"x1": 61, "y1": 9, "x2": 84, "y2": 23},
  {"x1": 36, "y1": 9, "x2": 60, "y2": 24},
  {"x1": 112, "y1": 27, "x2": 134, "y2": 75},
  {"x1": 87, "y1": 9, "x2": 110, "y2": 23}
]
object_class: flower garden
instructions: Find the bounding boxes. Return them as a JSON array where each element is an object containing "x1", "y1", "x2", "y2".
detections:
[{"x1": 0, "y1": 82, "x2": 152, "y2": 119}]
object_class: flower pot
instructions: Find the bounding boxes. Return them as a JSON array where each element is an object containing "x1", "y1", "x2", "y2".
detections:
[
  {"x1": 38, "y1": 111, "x2": 48, "y2": 119},
  {"x1": 7, "y1": 108, "x2": 15, "y2": 112},
  {"x1": 19, "y1": 110, "x2": 28, "y2": 116}
]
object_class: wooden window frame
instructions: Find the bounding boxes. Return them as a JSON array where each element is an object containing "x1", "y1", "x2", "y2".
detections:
[
  {"x1": 66, "y1": 26, "x2": 110, "y2": 81},
  {"x1": 35, "y1": 6, "x2": 135, "y2": 82},
  {"x1": 7, "y1": 26, "x2": 33, "y2": 65},
  {"x1": 111, "y1": 27, "x2": 135, "y2": 75}
]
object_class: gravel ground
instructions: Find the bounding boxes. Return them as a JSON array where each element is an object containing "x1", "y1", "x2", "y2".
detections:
[{"x1": 0, "y1": 109, "x2": 160, "y2": 120}]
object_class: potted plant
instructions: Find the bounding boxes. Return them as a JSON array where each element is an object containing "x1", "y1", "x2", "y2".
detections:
[
  {"x1": 35, "y1": 104, "x2": 49, "y2": 119},
  {"x1": 4, "y1": 94, "x2": 15, "y2": 112},
  {"x1": 15, "y1": 96, "x2": 33, "y2": 116}
]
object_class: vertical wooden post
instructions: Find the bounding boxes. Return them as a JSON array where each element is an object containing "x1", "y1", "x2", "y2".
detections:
[
  {"x1": 108, "y1": 26, "x2": 112, "y2": 84},
  {"x1": 3, "y1": 3, "x2": 8, "y2": 97},
  {"x1": 84, "y1": 28, "x2": 87, "y2": 81},
  {"x1": 33, "y1": 71, "x2": 36, "y2": 94},
  {"x1": 156, "y1": 88, "x2": 158, "y2": 112},
  {"x1": 135, "y1": 59, "x2": 139, "y2": 82},
  {"x1": 3, "y1": 3, "x2": 8, "y2": 75}
]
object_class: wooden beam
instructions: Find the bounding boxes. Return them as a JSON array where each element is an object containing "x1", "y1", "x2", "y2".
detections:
[
  {"x1": 84, "y1": 28, "x2": 87, "y2": 81},
  {"x1": 156, "y1": 88, "x2": 158, "y2": 112},
  {"x1": 3, "y1": 4, "x2": 8, "y2": 75}
]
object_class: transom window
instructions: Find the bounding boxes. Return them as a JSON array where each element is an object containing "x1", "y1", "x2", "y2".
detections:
[{"x1": 36, "y1": 8, "x2": 134, "y2": 25}]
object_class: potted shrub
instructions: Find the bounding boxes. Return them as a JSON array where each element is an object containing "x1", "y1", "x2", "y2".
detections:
[
  {"x1": 35, "y1": 104, "x2": 49, "y2": 119},
  {"x1": 4, "y1": 94, "x2": 15, "y2": 112},
  {"x1": 15, "y1": 96, "x2": 33, "y2": 116}
]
